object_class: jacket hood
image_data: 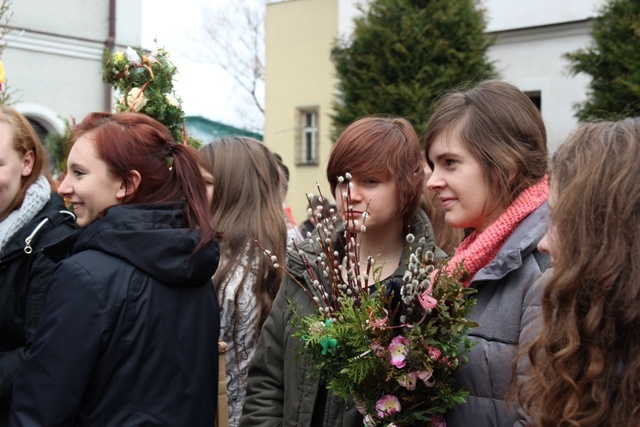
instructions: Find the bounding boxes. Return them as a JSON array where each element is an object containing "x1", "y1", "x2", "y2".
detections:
[{"x1": 47, "y1": 203, "x2": 219, "y2": 287}]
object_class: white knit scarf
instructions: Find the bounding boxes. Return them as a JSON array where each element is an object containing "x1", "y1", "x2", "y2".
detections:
[{"x1": 0, "y1": 175, "x2": 51, "y2": 251}]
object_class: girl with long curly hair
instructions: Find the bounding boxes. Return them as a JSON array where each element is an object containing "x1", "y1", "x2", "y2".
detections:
[{"x1": 517, "y1": 117, "x2": 640, "y2": 426}]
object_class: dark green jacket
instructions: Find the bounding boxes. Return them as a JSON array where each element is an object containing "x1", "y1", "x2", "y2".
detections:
[{"x1": 240, "y1": 209, "x2": 439, "y2": 427}]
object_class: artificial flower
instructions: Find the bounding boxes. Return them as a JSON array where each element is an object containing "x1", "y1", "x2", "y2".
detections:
[
  {"x1": 113, "y1": 51, "x2": 126, "y2": 67},
  {"x1": 397, "y1": 372, "x2": 417, "y2": 391},
  {"x1": 308, "y1": 321, "x2": 325, "y2": 335},
  {"x1": 125, "y1": 46, "x2": 139, "y2": 63},
  {"x1": 376, "y1": 394, "x2": 401, "y2": 418},
  {"x1": 428, "y1": 346, "x2": 442, "y2": 360},
  {"x1": 388, "y1": 336, "x2": 409, "y2": 368},
  {"x1": 371, "y1": 341, "x2": 386, "y2": 358},
  {"x1": 165, "y1": 93, "x2": 181, "y2": 108},
  {"x1": 417, "y1": 370, "x2": 435, "y2": 387},
  {"x1": 363, "y1": 414, "x2": 376, "y2": 427},
  {"x1": 126, "y1": 87, "x2": 148, "y2": 112},
  {"x1": 368, "y1": 308, "x2": 389, "y2": 328}
]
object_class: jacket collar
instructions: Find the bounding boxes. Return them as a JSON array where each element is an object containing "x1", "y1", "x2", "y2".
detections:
[{"x1": 470, "y1": 202, "x2": 549, "y2": 284}]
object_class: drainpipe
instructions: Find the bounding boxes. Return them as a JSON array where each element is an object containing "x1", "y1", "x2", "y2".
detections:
[{"x1": 103, "y1": 0, "x2": 117, "y2": 112}]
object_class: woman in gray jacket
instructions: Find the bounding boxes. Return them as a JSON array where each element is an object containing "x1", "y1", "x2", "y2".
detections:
[{"x1": 424, "y1": 80, "x2": 550, "y2": 426}]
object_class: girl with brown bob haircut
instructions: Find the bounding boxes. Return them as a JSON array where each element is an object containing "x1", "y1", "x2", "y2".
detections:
[
  {"x1": 11, "y1": 112, "x2": 221, "y2": 426},
  {"x1": 326, "y1": 116, "x2": 425, "y2": 229},
  {"x1": 423, "y1": 80, "x2": 550, "y2": 426},
  {"x1": 518, "y1": 118, "x2": 640, "y2": 427},
  {"x1": 241, "y1": 116, "x2": 441, "y2": 427}
]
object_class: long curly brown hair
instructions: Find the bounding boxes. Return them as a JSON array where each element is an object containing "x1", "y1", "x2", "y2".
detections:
[{"x1": 517, "y1": 118, "x2": 640, "y2": 426}]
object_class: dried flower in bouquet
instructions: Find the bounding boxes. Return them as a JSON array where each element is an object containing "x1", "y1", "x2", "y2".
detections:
[
  {"x1": 102, "y1": 46, "x2": 201, "y2": 148},
  {"x1": 264, "y1": 175, "x2": 478, "y2": 427}
]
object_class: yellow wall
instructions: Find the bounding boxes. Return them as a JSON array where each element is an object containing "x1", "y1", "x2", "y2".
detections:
[{"x1": 265, "y1": 0, "x2": 338, "y2": 224}]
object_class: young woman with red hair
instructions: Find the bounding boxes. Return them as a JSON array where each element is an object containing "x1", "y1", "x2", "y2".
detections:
[{"x1": 11, "y1": 112, "x2": 220, "y2": 426}]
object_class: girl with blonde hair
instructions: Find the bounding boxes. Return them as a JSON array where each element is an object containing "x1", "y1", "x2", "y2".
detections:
[{"x1": 0, "y1": 105, "x2": 75, "y2": 424}]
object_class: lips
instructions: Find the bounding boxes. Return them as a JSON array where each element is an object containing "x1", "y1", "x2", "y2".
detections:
[
  {"x1": 439, "y1": 197, "x2": 457, "y2": 210},
  {"x1": 70, "y1": 202, "x2": 84, "y2": 213},
  {"x1": 343, "y1": 210, "x2": 364, "y2": 219}
]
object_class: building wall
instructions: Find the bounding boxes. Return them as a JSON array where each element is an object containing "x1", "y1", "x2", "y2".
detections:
[
  {"x1": 265, "y1": 0, "x2": 339, "y2": 223},
  {"x1": 3, "y1": 0, "x2": 141, "y2": 134},
  {"x1": 489, "y1": 22, "x2": 592, "y2": 150},
  {"x1": 483, "y1": 0, "x2": 605, "y2": 150}
]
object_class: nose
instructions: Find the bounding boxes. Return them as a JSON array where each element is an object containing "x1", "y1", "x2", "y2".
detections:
[
  {"x1": 57, "y1": 174, "x2": 72, "y2": 197},
  {"x1": 346, "y1": 181, "x2": 363, "y2": 202},
  {"x1": 537, "y1": 231, "x2": 550, "y2": 254},
  {"x1": 426, "y1": 168, "x2": 444, "y2": 192}
]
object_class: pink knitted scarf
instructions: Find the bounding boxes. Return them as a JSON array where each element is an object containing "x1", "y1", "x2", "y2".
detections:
[
  {"x1": 448, "y1": 176, "x2": 549, "y2": 287},
  {"x1": 419, "y1": 176, "x2": 549, "y2": 313}
]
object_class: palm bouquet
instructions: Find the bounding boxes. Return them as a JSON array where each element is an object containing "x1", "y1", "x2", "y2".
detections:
[
  {"x1": 102, "y1": 45, "x2": 201, "y2": 148},
  {"x1": 272, "y1": 175, "x2": 478, "y2": 427}
]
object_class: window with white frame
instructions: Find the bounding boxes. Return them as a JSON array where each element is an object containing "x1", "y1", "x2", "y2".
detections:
[{"x1": 298, "y1": 109, "x2": 318, "y2": 165}]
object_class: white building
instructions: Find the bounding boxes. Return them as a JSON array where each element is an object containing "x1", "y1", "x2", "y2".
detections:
[
  {"x1": 3, "y1": 0, "x2": 141, "y2": 139},
  {"x1": 484, "y1": 0, "x2": 605, "y2": 148}
]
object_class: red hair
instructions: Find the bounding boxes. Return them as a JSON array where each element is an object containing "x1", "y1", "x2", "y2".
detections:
[
  {"x1": 71, "y1": 112, "x2": 215, "y2": 249},
  {"x1": 327, "y1": 116, "x2": 425, "y2": 227}
]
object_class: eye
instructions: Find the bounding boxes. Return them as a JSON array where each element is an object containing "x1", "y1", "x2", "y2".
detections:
[
  {"x1": 444, "y1": 159, "x2": 456, "y2": 167},
  {"x1": 72, "y1": 169, "x2": 85, "y2": 177}
]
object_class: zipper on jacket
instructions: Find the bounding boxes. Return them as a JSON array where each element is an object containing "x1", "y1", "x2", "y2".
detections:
[
  {"x1": 23, "y1": 210, "x2": 75, "y2": 254},
  {"x1": 24, "y1": 218, "x2": 51, "y2": 254}
]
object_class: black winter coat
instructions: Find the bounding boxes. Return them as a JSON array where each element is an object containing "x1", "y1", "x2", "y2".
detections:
[
  {"x1": 0, "y1": 194, "x2": 75, "y2": 426},
  {"x1": 10, "y1": 203, "x2": 220, "y2": 427}
]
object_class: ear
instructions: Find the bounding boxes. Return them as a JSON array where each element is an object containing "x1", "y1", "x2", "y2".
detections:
[
  {"x1": 21, "y1": 150, "x2": 35, "y2": 177},
  {"x1": 116, "y1": 170, "x2": 141, "y2": 201}
]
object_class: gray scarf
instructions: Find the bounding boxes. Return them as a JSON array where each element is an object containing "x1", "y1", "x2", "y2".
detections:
[{"x1": 0, "y1": 175, "x2": 51, "y2": 251}]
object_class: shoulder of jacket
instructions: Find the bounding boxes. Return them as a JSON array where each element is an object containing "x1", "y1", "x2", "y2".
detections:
[{"x1": 58, "y1": 249, "x2": 135, "y2": 297}]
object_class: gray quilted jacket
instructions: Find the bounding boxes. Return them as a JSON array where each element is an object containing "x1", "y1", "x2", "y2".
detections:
[{"x1": 445, "y1": 203, "x2": 550, "y2": 427}]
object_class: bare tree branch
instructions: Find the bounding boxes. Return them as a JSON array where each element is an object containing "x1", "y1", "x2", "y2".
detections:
[{"x1": 201, "y1": 0, "x2": 265, "y2": 117}]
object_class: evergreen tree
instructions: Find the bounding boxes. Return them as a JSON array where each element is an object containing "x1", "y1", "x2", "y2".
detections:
[
  {"x1": 565, "y1": 0, "x2": 640, "y2": 121},
  {"x1": 331, "y1": 0, "x2": 496, "y2": 136}
]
